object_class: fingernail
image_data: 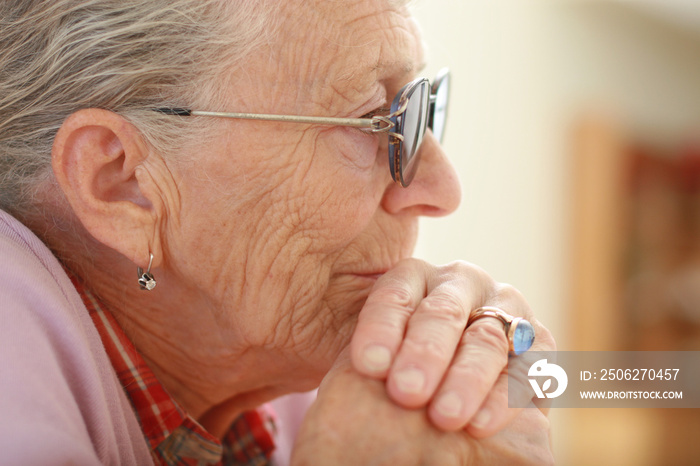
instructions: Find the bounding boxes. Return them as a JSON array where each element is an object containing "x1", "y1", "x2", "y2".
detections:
[
  {"x1": 394, "y1": 368, "x2": 426, "y2": 394},
  {"x1": 362, "y1": 345, "x2": 391, "y2": 372},
  {"x1": 435, "y1": 392, "x2": 463, "y2": 418},
  {"x1": 471, "y1": 407, "x2": 491, "y2": 429}
]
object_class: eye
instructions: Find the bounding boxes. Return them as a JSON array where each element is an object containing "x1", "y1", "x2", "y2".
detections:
[{"x1": 361, "y1": 106, "x2": 391, "y2": 119}]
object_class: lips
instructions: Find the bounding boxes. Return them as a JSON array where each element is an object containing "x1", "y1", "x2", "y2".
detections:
[
  {"x1": 348, "y1": 269, "x2": 389, "y2": 280},
  {"x1": 354, "y1": 272, "x2": 385, "y2": 280},
  {"x1": 331, "y1": 252, "x2": 401, "y2": 281}
]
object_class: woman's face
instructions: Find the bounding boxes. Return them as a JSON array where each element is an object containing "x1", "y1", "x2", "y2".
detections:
[{"x1": 159, "y1": 0, "x2": 460, "y2": 385}]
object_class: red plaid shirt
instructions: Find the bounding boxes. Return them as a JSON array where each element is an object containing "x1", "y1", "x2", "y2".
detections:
[{"x1": 70, "y1": 277, "x2": 278, "y2": 465}]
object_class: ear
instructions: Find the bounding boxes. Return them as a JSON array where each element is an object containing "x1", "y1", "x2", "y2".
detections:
[{"x1": 51, "y1": 108, "x2": 161, "y2": 269}]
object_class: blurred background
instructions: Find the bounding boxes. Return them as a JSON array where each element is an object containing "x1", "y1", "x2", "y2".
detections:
[{"x1": 411, "y1": 1, "x2": 700, "y2": 465}]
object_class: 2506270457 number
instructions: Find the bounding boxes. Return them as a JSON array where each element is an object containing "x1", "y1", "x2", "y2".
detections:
[{"x1": 600, "y1": 368, "x2": 679, "y2": 381}]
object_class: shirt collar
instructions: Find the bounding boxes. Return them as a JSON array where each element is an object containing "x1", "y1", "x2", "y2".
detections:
[{"x1": 69, "y1": 274, "x2": 277, "y2": 465}]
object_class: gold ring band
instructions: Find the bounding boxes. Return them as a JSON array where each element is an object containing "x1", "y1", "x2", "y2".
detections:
[{"x1": 468, "y1": 306, "x2": 535, "y2": 355}]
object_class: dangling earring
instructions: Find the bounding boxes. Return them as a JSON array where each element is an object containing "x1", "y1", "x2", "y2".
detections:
[{"x1": 137, "y1": 253, "x2": 156, "y2": 291}]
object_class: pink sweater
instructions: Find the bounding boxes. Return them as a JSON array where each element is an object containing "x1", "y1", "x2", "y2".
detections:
[
  {"x1": 0, "y1": 209, "x2": 314, "y2": 465},
  {"x1": 0, "y1": 209, "x2": 152, "y2": 464}
]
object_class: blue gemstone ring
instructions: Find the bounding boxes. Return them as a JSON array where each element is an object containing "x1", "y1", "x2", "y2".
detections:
[{"x1": 467, "y1": 306, "x2": 535, "y2": 356}]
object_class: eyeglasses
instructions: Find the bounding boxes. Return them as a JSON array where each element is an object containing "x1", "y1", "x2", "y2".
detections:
[{"x1": 155, "y1": 68, "x2": 449, "y2": 187}]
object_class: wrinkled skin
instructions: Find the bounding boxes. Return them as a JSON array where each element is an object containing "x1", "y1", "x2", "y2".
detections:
[
  {"x1": 67, "y1": 0, "x2": 464, "y2": 420},
  {"x1": 48, "y1": 0, "x2": 555, "y2": 460},
  {"x1": 292, "y1": 350, "x2": 554, "y2": 465}
]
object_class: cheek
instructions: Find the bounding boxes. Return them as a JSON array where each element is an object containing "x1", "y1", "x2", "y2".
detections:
[{"x1": 303, "y1": 128, "x2": 385, "y2": 245}]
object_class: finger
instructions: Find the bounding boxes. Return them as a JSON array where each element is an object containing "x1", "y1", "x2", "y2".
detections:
[
  {"x1": 472, "y1": 402, "x2": 555, "y2": 466},
  {"x1": 379, "y1": 261, "x2": 499, "y2": 409},
  {"x1": 421, "y1": 284, "x2": 527, "y2": 431},
  {"x1": 350, "y1": 260, "x2": 426, "y2": 378},
  {"x1": 383, "y1": 261, "x2": 493, "y2": 407},
  {"x1": 426, "y1": 317, "x2": 509, "y2": 431},
  {"x1": 465, "y1": 318, "x2": 557, "y2": 436},
  {"x1": 384, "y1": 279, "x2": 475, "y2": 408},
  {"x1": 464, "y1": 371, "x2": 520, "y2": 439}
]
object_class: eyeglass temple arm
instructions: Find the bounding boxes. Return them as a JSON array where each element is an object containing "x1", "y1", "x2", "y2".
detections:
[{"x1": 154, "y1": 108, "x2": 395, "y2": 133}]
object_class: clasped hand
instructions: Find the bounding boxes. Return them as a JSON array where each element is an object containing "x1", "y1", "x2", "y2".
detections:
[{"x1": 293, "y1": 258, "x2": 555, "y2": 465}]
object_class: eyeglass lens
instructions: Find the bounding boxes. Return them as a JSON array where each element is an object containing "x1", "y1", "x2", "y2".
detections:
[
  {"x1": 430, "y1": 71, "x2": 449, "y2": 143},
  {"x1": 398, "y1": 81, "x2": 430, "y2": 186},
  {"x1": 392, "y1": 70, "x2": 449, "y2": 187}
]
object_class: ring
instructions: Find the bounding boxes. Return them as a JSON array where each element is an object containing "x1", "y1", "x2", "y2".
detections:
[{"x1": 467, "y1": 306, "x2": 535, "y2": 355}]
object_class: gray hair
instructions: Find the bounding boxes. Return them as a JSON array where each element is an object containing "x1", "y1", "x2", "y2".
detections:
[{"x1": 0, "y1": 0, "x2": 271, "y2": 220}]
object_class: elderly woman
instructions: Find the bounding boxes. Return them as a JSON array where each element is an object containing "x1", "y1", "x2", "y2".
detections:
[{"x1": 0, "y1": 0, "x2": 554, "y2": 464}]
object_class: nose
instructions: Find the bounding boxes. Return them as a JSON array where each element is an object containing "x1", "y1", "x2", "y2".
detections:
[{"x1": 380, "y1": 131, "x2": 461, "y2": 217}]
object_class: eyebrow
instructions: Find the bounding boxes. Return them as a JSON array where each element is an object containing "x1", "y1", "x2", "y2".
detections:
[{"x1": 371, "y1": 58, "x2": 428, "y2": 79}]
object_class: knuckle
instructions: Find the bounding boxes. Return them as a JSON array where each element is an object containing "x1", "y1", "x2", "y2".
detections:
[
  {"x1": 451, "y1": 348, "x2": 507, "y2": 383},
  {"x1": 402, "y1": 336, "x2": 451, "y2": 360},
  {"x1": 451, "y1": 359, "x2": 495, "y2": 389},
  {"x1": 441, "y1": 260, "x2": 496, "y2": 299},
  {"x1": 357, "y1": 312, "x2": 406, "y2": 334},
  {"x1": 374, "y1": 285, "x2": 414, "y2": 309},
  {"x1": 420, "y1": 294, "x2": 466, "y2": 322},
  {"x1": 492, "y1": 283, "x2": 534, "y2": 317},
  {"x1": 442, "y1": 260, "x2": 486, "y2": 280},
  {"x1": 494, "y1": 283, "x2": 527, "y2": 307},
  {"x1": 466, "y1": 320, "x2": 509, "y2": 354}
]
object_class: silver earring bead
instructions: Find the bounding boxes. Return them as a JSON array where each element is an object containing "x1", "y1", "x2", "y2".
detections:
[{"x1": 137, "y1": 253, "x2": 156, "y2": 291}]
